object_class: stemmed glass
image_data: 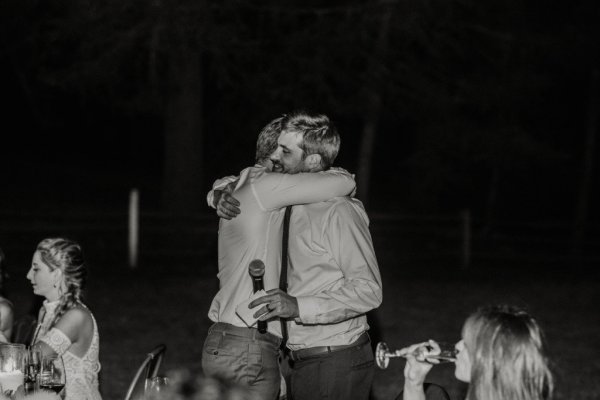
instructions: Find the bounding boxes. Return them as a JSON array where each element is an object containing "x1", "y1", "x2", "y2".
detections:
[
  {"x1": 24, "y1": 346, "x2": 42, "y2": 394},
  {"x1": 38, "y1": 354, "x2": 66, "y2": 399},
  {"x1": 375, "y1": 341, "x2": 458, "y2": 369}
]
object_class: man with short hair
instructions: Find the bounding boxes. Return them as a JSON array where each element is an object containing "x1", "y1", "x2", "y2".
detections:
[
  {"x1": 246, "y1": 111, "x2": 383, "y2": 400},
  {"x1": 202, "y1": 115, "x2": 356, "y2": 400}
]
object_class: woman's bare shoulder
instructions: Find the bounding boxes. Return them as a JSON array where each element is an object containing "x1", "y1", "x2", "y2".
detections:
[
  {"x1": 56, "y1": 304, "x2": 93, "y2": 329},
  {"x1": 64, "y1": 304, "x2": 92, "y2": 322},
  {"x1": 54, "y1": 304, "x2": 94, "y2": 341}
]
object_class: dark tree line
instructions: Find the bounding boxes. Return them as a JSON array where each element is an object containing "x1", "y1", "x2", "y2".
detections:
[{"x1": 1, "y1": 0, "x2": 598, "y2": 244}]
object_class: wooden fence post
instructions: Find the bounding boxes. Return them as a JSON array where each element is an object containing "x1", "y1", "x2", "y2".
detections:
[
  {"x1": 461, "y1": 209, "x2": 471, "y2": 270},
  {"x1": 128, "y1": 188, "x2": 139, "y2": 268}
]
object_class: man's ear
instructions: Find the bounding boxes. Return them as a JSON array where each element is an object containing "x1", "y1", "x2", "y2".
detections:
[{"x1": 305, "y1": 154, "x2": 322, "y2": 172}]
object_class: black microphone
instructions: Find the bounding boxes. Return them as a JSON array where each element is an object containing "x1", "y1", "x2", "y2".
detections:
[{"x1": 249, "y1": 259, "x2": 267, "y2": 334}]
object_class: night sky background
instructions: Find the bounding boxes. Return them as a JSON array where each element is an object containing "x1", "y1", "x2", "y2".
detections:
[{"x1": 1, "y1": 0, "x2": 599, "y2": 270}]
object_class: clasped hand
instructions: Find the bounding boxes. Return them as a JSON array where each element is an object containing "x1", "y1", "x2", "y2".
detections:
[
  {"x1": 248, "y1": 289, "x2": 299, "y2": 321},
  {"x1": 214, "y1": 190, "x2": 241, "y2": 220},
  {"x1": 400, "y1": 340, "x2": 441, "y2": 386}
]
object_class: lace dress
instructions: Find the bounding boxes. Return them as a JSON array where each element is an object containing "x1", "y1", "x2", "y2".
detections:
[{"x1": 34, "y1": 300, "x2": 102, "y2": 400}]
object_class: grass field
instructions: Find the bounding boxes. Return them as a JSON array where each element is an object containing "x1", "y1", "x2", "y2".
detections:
[{"x1": 7, "y1": 263, "x2": 600, "y2": 400}]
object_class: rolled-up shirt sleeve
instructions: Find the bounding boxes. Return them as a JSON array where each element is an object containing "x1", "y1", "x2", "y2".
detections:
[
  {"x1": 207, "y1": 167, "x2": 355, "y2": 210},
  {"x1": 254, "y1": 168, "x2": 355, "y2": 211},
  {"x1": 296, "y1": 200, "x2": 382, "y2": 324}
]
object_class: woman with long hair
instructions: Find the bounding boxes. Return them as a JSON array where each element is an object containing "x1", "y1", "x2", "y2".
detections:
[
  {"x1": 401, "y1": 304, "x2": 554, "y2": 400},
  {"x1": 27, "y1": 238, "x2": 101, "y2": 400}
]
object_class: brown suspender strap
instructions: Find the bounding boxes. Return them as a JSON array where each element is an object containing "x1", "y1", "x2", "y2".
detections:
[{"x1": 279, "y1": 205, "x2": 292, "y2": 348}]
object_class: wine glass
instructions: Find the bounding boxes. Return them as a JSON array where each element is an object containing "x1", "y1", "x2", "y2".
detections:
[
  {"x1": 24, "y1": 346, "x2": 42, "y2": 394},
  {"x1": 38, "y1": 354, "x2": 66, "y2": 399},
  {"x1": 375, "y1": 341, "x2": 458, "y2": 369}
]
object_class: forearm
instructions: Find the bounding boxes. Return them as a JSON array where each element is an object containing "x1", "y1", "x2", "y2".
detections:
[
  {"x1": 38, "y1": 327, "x2": 72, "y2": 357},
  {"x1": 258, "y1": 168, "x2": 356, "y2": 210},
  {"x1": 35, "y1": 340, "x2": 60, "y2": 358},
  {"x1": 401, "y1": 342, "x2": 435, "y2": 400},
  {"x1": 296, "y1": 278, "x2": 382, "y2": 324},
  {"x1": 296, "y1": 201, "x2": 383, "y2": 324},
  {"x1": 403, "y1": 382, "x2": 426, "y2": 400}
]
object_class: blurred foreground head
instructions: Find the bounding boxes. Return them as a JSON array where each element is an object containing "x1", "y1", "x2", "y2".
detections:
[
  {"x1": 154, "y1": 370, "x2": 252, "y2": 400},
  {"x1": 463, "y1": 304, "x2": 554, "y2": 400}
]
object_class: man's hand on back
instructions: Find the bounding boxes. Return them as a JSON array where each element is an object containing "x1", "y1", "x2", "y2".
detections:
[{"x1": 214, "y1": 189, "x2": 241, "y2": 220}]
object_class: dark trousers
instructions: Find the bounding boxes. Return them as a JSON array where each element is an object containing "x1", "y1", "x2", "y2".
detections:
[{"x1": 281, "y1": 338, "x2": 374, "y2": 400}]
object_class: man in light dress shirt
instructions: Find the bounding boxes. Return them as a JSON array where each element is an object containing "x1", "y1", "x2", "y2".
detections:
[
  {"x1": 216, "y1": 111, "x2": 382, "y2": 400},
  {"x1": 247, "y1": 112, "x2": 382, "y2": 400},
  {"x1": 202, "y1": 115, "x2": 356, "y2": 400}
]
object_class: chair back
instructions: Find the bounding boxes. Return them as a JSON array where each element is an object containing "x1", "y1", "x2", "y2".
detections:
[
  {"x1": 124, "y1": 344, "x2": 167, "y2": 400},
  {"x1": 11, "y1": 315, "x2": 38, "y2": 345}
]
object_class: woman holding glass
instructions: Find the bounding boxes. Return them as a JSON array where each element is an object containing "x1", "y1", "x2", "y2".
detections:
[
  {"x1": 27, "y1": 238, "x2": 101, "y2": 400},
  {"x1": 400, "y1": 305, "x2": 554, "y2": 400}
]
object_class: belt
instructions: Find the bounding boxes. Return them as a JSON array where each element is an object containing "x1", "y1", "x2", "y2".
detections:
[
  {"x1": 210, "y1": 322, "x2": 281, "y2": 347},
  {"x1": 289, "y1": 332, "x2": 370, "y2": 362}
]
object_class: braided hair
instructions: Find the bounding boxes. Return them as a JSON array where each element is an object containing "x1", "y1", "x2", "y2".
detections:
[{"x1": 36, "y1": 238, "x2": 87, "y2": 329}]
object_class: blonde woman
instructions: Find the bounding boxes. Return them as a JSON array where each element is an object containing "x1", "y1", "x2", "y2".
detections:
[
  {"x1": 27, "y1": 238, "x2": 101, "y2": 400},
  {"x1": 401, "y1": 305, "x2": 553, "y2": 400}
]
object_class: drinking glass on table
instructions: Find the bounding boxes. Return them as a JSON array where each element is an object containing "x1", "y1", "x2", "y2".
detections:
[
  {"x1": 24, "y1": 345, "x2": 42, "y2": 394},
  {"x1": 38, "y1": 354, "x2": 66, "y2": 399},
  {"x1": 375, "y1": 341, "x2": 458, "y2": 369},
  {"x1": 0, "y1": 343, "x2": 26, "y2": 396}
]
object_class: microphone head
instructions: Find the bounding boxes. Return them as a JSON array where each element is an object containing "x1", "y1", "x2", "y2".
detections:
[{"x1": 249, "y1": 259, "x2": 265, "y2": 277}]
